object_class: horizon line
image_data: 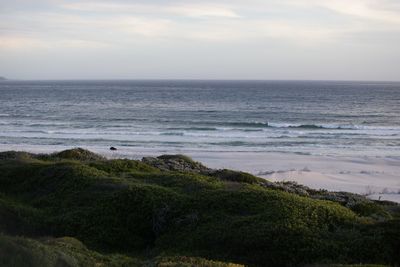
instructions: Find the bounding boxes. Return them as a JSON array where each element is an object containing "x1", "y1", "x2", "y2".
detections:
[{"x1": 2, "y1": 78, "x2": 400, "y2": 83}]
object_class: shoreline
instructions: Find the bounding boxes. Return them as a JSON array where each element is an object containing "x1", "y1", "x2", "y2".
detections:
[{"x1": 1, "y1": 145, "x2": 399, "y2": 203}]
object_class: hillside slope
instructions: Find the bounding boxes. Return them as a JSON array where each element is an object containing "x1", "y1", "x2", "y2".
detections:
[{"x1": 0, "y1": 149, "x2": 399, "y2": 266}]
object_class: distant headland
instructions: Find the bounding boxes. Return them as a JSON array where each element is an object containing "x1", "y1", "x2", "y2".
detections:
[{"x1": 0, "y1": 76, "x2": 7, "y2": 81}]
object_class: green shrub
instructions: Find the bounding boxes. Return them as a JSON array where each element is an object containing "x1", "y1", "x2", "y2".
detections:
[
  {"x1": 0, "y1": 194, "x2": 46, "y2": 236},
  {"x1": 0, "y1": 149, "x2": 399, "y2": 267},
  {"x1": 0, "y1": 234, "x2": 139, "y2": 267},
  {"x1": 90, "y1": 159, "x2": 158, "y2": 174},
  {"x1": 210, "y1": 169, "x2": 263, "y2": 184},
  {"x1": 157, "y1": 155, "x2": 197, "y2": 164},
  {"x1": 0, "y1": 151, "x2": 34, "y2": 161},
  {"x1": 351, "y1": 202, "x2": 392, "y2": 220},
  {"x1": 126, "y1": 172, "x2": 223, "y2": 192},
  {"x1": 43, "y1": 148, "x2": 105, "y2": 161},
  {"x1": 156, "y1": 256, "x2": 244, "y2": 267}
]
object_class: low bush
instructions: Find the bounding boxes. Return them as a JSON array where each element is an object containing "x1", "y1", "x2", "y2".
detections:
[
  {"x1": 0, "y1": 149, "x2": 398, "y2": 267},
  {"x1": 210, "y1": 169, "x2": 263, "y2": 184}
]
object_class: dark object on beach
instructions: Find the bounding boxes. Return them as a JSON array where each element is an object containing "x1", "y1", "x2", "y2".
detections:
[{"x1": 110, "y1": 147, "x2": 117, "y2": 151}]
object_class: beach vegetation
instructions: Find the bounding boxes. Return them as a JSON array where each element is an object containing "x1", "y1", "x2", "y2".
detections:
[{"x1": 0, "y1": 149, "x2": 399, "y2": 267}]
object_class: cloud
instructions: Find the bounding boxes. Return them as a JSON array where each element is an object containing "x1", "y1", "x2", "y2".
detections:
[
  {"x1": 290, "y1": 0, "x2": 400, "y2": 24},
  {"x1": 1, "y1": 0, "x2": 400, "y2": 80},
  {"x1": 0, "y1": 33, "x2": 111, "y2": 51},
  {"x1": 0, "y1": 36, "x2": 48, "y2": 50},
  {"x1": 168, "y1": 4, "x2": 240, "y2": 18},
  {"x1": 62, "y1": 2, "x2": 240, "y2": 18},
  {"x1": 56, "y1": 0, "x2": 400, "y2": 42},
  {"x1": 0, "y1": 2, "x2": 347, "y2": 47},
  {"x1": 325, "y1": 0, "x2": 400, "y2": 23}
]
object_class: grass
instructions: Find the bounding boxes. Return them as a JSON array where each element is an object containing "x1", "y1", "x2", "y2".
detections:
[{"x1": 0, "y1": 148, "x2": 399, "y2": 267}]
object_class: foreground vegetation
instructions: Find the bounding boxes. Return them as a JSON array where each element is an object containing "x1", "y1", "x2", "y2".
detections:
[{"x1": 0, "y1": 148, "x2": 399, "y2": 266}]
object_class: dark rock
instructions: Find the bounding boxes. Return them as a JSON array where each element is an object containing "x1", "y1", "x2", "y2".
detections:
[{"x1": 110, "y1": 147, "x2": 117, "y2": 151}]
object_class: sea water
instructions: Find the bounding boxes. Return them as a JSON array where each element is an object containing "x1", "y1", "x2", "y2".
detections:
[{"x1": 0, "y1": 80, "x2": 399, "y2": 158}]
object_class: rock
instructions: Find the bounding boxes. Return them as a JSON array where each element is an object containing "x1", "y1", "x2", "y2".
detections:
[{"x1": 110, "y1": 147, "x2": 117, "y2": 151}]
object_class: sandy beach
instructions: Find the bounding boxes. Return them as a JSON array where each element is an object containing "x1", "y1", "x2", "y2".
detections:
[{"x1": 195, "y1": 152, "x2": 400, "y2": 203}]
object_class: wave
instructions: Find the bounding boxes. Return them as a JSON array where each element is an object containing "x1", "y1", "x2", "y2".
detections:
[
  {"x1": 289, "y1": 124, "x2": 326, "y2": 129},
  {"x1": 5, "y1": 116, "x2": 398, "y2": 133},
  {"x1": 268, "y1": 122, "x2": 338, "y2": 129},
  {"x1": 240, "y1": 128, "x2": 264, "y2": 132},
  {"x1": 160, "y1": 132, "x2": 185, "y2": 136},
  {"x1": 155, "y1": 119, "x2": 271, "y2": 128},
  {"x1": 206, "y1": 140, "x2": 318, "y2": 147},
  {"x1": 165, "y1": 127, "x2": 218, "y2": 131},
  {"x1": 211, "y1": 121, "x2": 270, "y2": 128},
  {"x1": 155, "y1": 118, "x2": 399, "y2": 131},
  {"x1": 195, "y1": 110, "x2": 218, "y2": 113},
  {"x1": 268, "y1": 123, "x2": 400, "y2": 131}
]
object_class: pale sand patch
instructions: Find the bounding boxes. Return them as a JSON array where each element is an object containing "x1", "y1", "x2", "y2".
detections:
[{"x1": 192, "y1": 152, "x2": 400, "y2": 203}]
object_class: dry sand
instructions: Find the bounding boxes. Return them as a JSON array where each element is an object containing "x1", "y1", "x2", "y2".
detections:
[{"x1": 193, "y1": 152, "x2": 400, "y2": 203}]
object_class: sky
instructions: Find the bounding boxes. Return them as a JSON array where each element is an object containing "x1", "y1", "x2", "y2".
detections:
[{"x1": 0, "y1": 0, "x2": 399, "y2": 80}]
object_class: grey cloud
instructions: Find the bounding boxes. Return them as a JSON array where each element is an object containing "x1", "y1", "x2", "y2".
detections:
[{"x1": 0, "y1": 0, "x2": 399, "y2": 80}]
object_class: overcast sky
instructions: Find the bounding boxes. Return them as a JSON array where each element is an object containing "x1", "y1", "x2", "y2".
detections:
[{"x1": 0, "y1": 0, "x2": 399, "y2": 80}]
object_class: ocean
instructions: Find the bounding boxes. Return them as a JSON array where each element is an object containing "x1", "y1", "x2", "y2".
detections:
[{"x1": 0, "y1": 80, "x2": 399, "y2": 158}]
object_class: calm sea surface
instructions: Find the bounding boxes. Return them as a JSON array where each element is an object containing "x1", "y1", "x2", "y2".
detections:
[{"x1": 0, "y1": 80, "x2": 399, "y2": 157}]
